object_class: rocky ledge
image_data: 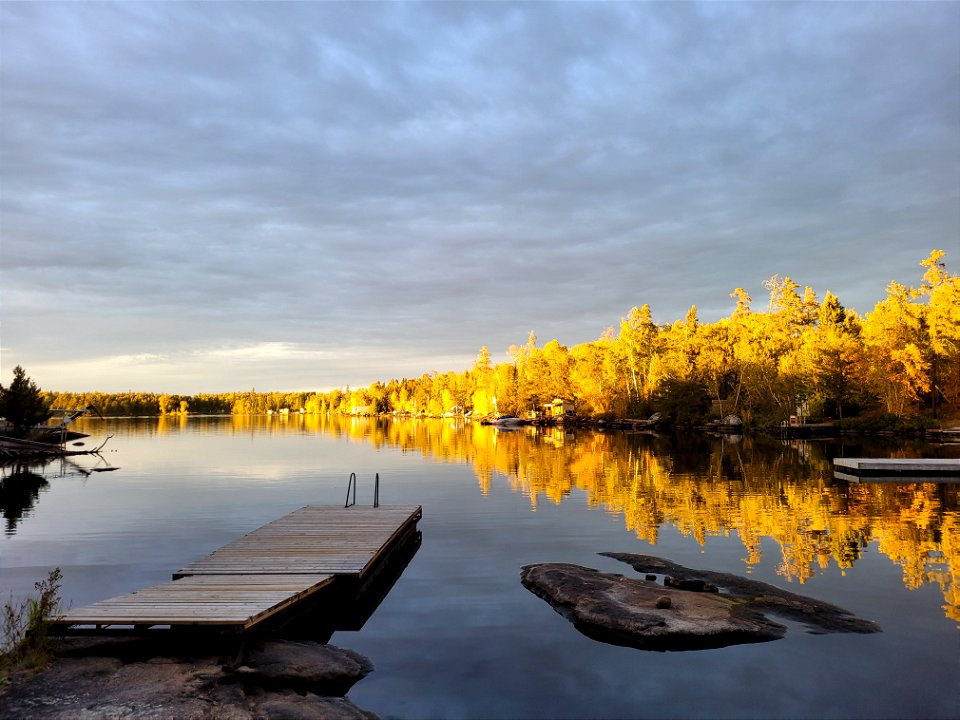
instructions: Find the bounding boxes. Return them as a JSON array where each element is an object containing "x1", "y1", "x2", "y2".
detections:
[
  {"x1": 521, "y1": 553, "x2": 880, "y2": 652},
  {"x1": 0, "y1": 636, "x2": 377, "y2": 719}
]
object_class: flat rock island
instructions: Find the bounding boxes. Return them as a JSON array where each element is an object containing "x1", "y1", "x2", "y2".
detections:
[{"x1": 521, "y1": 553, "x2": 881, "y2": 651}]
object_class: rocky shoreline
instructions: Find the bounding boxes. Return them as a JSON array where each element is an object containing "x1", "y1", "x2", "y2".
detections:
[{"x1": 0, "y1": 635, "x2": 378, "y2": 719}]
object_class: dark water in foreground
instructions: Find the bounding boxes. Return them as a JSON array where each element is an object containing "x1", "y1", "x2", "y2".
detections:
[{"x1": 2, "y1": 416, "x2": 958, "y2": 719}]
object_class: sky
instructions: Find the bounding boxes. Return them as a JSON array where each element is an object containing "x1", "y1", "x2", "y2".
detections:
[{"x1": 1, "y1": 2, "x2": 958, "y2": 394}]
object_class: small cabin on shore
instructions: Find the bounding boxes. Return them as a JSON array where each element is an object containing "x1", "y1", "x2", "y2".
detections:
[{"x1": 546, "y1": 398, "x2": 574, "y2": 418}]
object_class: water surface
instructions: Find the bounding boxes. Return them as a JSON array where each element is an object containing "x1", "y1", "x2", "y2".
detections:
[{"x1": 2, "y1": 416, "x2": 958, "y2": 718}]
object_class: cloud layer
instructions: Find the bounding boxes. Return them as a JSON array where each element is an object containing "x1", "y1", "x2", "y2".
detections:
[{"x1": 2, "y1": 3, "x2": 957, "y2": 392}]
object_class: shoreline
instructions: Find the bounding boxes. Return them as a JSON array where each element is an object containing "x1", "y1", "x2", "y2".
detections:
[{"x1": 0, "y1": 635, "x2": 379, "y2": 719}]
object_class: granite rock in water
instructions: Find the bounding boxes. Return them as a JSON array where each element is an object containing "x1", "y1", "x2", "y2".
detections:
[
  {"x1": 602, "y1": 553, "x2": 882, "y2": 634},
  {"x1": 521, "y1": 554, "x2": 880, "y2": 652}
]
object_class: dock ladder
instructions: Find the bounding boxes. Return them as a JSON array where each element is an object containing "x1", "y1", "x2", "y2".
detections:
[{"x1": 345, "y1": 472, "x2": 380, "y2": 508}]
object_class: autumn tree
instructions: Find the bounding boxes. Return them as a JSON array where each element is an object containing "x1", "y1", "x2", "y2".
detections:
[
  {"x1": 539, "y1": 339, "x2": 571, "y2": 403},
  {"x1": 508, "y1": 331, "x2": 539, "y2": 412},
  {"x1": 492, "y1": 362, "x2": 519, "y2": 415},
  {"x1": 471, "y1": 346, "x2": 496, "y2": 415},
  {"x1": 569, "y1": 329, "x2": 622, "y2": 416},
  {"x1": 569, "y1": 341, "x2": 608, "y2": 415},
  {"x1": 799, "y1": 294, "x2": 865, "y2": 419},
  {"x1": 862, "y1": 281, "x2": 930, "y2": 416},
  {"x1": 918, "y1": 250, "x2": 960, "y2": 413},
  {"x1": 618, "y1": 305, "x2": 659, "y2": 407},
  {"x1": 697, "y1": 321, "x2": 735, "y2": 417}
]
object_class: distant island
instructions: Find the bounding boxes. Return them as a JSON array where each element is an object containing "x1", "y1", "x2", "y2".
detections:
[{"x1": 40, "y1": 250, "x2": 960, "y2": 432}]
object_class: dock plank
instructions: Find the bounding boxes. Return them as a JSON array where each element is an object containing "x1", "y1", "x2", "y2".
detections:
[
  {"x1": 174, "y1": 505, "x2": 422, "y2": 579},
  {"x1": 57, "y1": 573, "x2": 334, "y2": 629},
  {"x1": 833, "y1": 458, "x2": 960, "y2": 481},
  {"x1": 54, "y1": 504, "x2": 423, "y2": 632}
]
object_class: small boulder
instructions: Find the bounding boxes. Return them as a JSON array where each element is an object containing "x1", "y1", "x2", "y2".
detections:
[{"x1": 234, "y1": 641, "x2": 373, "y2": 696}]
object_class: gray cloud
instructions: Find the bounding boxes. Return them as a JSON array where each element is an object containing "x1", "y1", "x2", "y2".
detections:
[{"x1": 2, "y1": 2, "x2": 957, "y2": 392}]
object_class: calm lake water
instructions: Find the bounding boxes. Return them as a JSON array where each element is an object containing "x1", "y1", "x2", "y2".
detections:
[{"x1": 2, "y1": 415, "x2": 959, "y2": 719}]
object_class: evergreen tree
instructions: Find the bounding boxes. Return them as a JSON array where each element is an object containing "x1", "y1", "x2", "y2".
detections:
[{"x1": 0, "y1": 366, "x2": 52, "y2": 437}]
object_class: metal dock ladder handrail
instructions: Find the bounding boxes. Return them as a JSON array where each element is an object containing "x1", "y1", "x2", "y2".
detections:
[{"x1": 345, "y1": 472, "x2": 380, "y2": 508}]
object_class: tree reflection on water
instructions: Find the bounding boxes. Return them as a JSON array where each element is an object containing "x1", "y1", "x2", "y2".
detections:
[
  {"x1": 0, "y1": 463, "x2": 49, "y2": 535},
  {"x1": 0, "y1": 455, "x2": 115, "y2": 535},
  {"x1": 68, "y1": 414, "x2": 960, "y2": 623},
  {"x1": 243, "y1": 414, "x2": 960, "y2": 622}
]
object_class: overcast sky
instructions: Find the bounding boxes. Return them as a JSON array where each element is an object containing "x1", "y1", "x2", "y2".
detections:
[{"x1": 1, "y1": 2, "x2": 958, "y2": 394}]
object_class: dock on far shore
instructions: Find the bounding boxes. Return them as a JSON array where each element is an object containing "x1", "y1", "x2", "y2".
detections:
[
  {"x1": 833, "y1": 457, "x2": 960, "y2": 483},
  {"x1": 52, "y1": 504, "x2": 422, "y2": 633}
]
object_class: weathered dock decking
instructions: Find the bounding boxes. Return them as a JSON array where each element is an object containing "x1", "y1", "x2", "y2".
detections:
[
  {"x1": 54, "y1": 504, "x2": 422, "y2": 632},
  {"x1": 833, "y1": 458, "x2": 960, "y2": 483},
  {"x1": 174, "y1": 504, "x2": 421, "y2": 578},
  {"x1": 54, "y1": 574, "x2": 336, "y2": 630}
]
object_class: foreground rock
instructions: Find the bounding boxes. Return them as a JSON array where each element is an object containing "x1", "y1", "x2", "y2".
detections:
[
  {"x1": 0, "y1": 636, "x2": 377, "y2": 719},
  {"x1": 521, "y1": 554, "x2": 880, "y2": 651},
  {"x1": 231, "y1": 640, "x2": 374, "y2": 696}
]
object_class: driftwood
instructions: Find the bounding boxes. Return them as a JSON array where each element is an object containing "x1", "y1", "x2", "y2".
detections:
[{"x1": 0, "y1": 434, "x2": 112, "y2": 460}]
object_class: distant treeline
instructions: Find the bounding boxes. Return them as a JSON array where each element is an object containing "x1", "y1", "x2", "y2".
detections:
[
  {"x1": 40, "y1": 391, "x2": 313, "y2": 418},
  {"x1": 46, "y1": 250, "x2": 959, "y2": 426}
]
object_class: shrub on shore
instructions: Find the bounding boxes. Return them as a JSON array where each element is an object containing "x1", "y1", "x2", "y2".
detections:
[{"x1": 1, "y1": 568, "x2": 63, "y2": 679}]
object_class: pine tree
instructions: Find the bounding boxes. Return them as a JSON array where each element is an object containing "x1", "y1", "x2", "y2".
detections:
[{"x1": 0, "y1": 366, "x2": 52, "y2": 437}]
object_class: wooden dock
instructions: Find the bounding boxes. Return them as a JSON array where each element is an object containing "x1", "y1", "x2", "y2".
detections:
[
  {"x1": 54, "y1": 504, "x2": 421, "y2": 632},
  {"x1": 833, "y1": 458, "x2": 960, "y2": 482}
]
